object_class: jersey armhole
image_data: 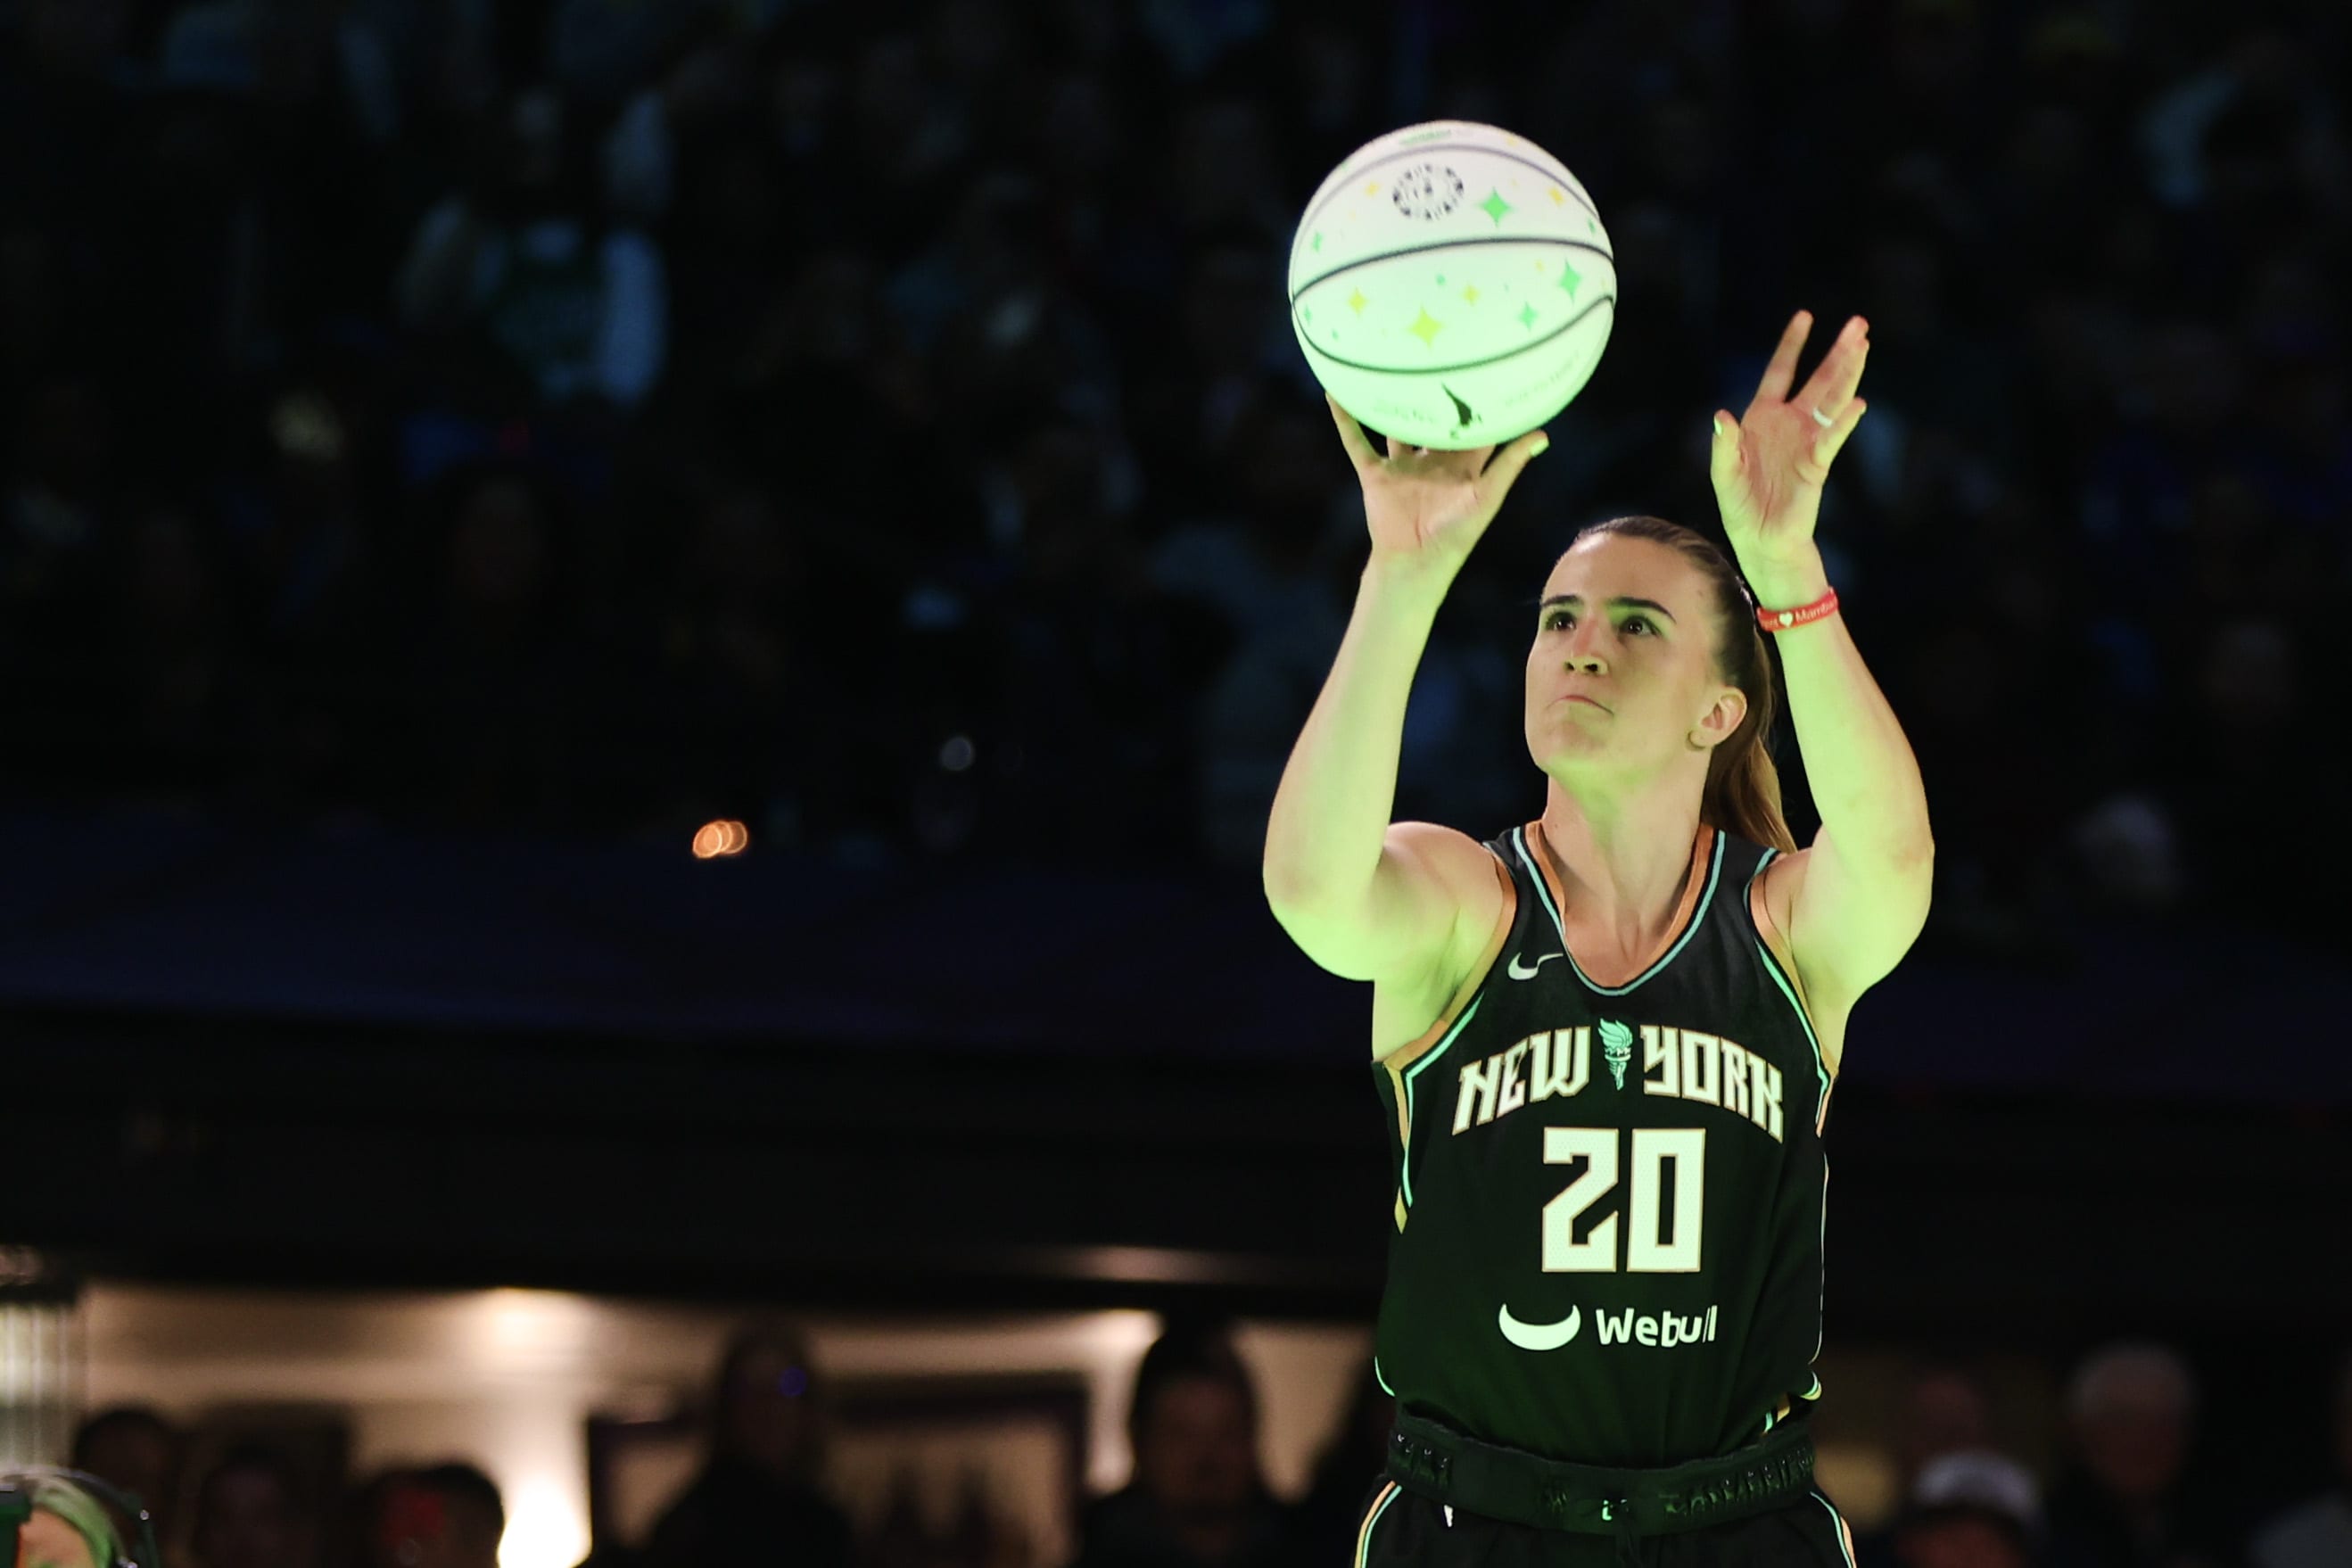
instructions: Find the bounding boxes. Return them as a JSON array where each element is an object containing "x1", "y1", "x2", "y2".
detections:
[
  {"x1": 1378, "y1": 850, "x2": 1516, "y2": 1075},
  {"x1": 1746, "y1": 855, "x2": 1812, "y2": 1015}
]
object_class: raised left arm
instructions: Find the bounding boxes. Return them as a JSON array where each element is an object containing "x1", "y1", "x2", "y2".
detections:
[
  {"x1": 1710, "y1": 312, "x2": 1935, "y2": 1012},
  {"x1": 1742, "y1": 541, "x2": 1934, "y2": 1004}
]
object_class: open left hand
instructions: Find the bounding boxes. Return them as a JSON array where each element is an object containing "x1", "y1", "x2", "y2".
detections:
[{"x1": 1708, "y1": 311, "x2": 1869, "y2": 591}]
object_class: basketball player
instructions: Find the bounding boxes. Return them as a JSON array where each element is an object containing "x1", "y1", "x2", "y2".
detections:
[{"x1": 1264, "y1": 311, "x2": 1931, "y2": 1566}]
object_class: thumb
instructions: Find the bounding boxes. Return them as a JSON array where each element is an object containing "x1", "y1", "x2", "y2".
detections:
[
  {"x1": 1481, "y1": 426, "x2": 1553, "y2": 496},
  {"x1": 1707, "y1": 410, "x2": 1743, "y2": 489}
]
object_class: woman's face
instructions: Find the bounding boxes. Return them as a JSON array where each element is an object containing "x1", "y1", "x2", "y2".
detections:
[
  {"x1": 723, "y1": 1344, "x2": 815, "y2": 1474},
  {"x1": 16, "y1": 1511, "x2": 100, "y2": 1568},
  {"x1": 1523, "y1": 533, "x2": 1742, "y2": 781}
]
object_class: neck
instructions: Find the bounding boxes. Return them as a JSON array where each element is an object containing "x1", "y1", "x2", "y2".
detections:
[{"x1": 1538, "y1": 775, "x2": 1706, "y2": 950}]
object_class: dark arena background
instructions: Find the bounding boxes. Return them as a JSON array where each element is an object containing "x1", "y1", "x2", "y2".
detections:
[{"x1": 3, "y1": 4, "x2": 2348, "y2": 1568}]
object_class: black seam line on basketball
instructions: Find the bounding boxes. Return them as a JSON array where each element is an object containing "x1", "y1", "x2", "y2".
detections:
[
  {"x1": 1289, "y1": 236, "x2": 1614, "y2": 304},
  {"x1": 1298, "y1": 144, "x2": 1604, "y2": 236},
  {"x1": 1298, "y1": 293, "x2": 1616, "y2": 375}
]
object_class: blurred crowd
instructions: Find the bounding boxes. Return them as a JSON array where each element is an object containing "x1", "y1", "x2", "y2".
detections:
[
  {"x1": 19, "y1": 1325, "x2": 2352, "y2": 1568},
  {"x1": 1, "y1": 0, "x2": 2348, "y2": 954}
]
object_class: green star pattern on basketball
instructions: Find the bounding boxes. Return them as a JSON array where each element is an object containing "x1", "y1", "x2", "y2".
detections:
[
  {"x1": 1408, "y1": 308, "x2": 1444, "y2": 346},
  {"x1": 1479, "y1": 188, "x2": 1513, "y2": 226}
]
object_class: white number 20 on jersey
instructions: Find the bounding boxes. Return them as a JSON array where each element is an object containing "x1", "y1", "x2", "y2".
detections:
[{"x1": 1539, "y1": 1126, "x2": 1705, "y2": 1273}]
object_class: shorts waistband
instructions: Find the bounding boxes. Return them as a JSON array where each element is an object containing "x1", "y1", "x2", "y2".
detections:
[{"x1": 1384, "y1": 1410, "x2": 1818, "y2": 1537}]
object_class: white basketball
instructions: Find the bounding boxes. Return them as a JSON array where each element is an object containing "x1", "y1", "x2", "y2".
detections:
[{"x1": 1288, "y1": 120, "x2": 1615, "y2": 450}]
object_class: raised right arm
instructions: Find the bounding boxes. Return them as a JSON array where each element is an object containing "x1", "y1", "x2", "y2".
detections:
[
  {"x1": 1260, "y1": 400, "x2": 1549, "y2": 987},
  {"x1": 1261, "y1": 558, "x2": 1489, "y2": 983}
]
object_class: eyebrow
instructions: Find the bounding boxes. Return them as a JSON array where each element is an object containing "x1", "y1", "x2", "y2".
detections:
[{"x1": 1538, "y1": 593, "x2": 1678, "y2": 623}]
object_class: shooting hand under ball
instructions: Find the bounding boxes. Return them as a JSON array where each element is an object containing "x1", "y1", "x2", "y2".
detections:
[
  {"x1": 1328, "y1": 395, "x2": 1551, "y2": 580},
  {"x1": 1708, "y1": 311, "x2": 1869, "y2": 605}
]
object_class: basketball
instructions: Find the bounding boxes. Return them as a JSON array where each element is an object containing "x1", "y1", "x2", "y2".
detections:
[{"x1": 1288, "y1": 120, "x2": 1616, "y2": 450}]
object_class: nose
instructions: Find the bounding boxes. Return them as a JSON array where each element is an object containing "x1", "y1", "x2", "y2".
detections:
[{"x1": 1563, "y1": 620, "x2": 1608, "y2": 673}]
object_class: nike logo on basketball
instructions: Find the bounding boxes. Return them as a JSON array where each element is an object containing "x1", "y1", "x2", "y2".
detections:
[
  {"x1": 1506, "y1": 952, "x2": 1561, "y2": 979},
  {"x1": 1440, "y1": 383, "x2": 1476, "y2": 429}
]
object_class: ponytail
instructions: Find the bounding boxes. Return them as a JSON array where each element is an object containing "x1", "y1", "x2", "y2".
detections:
[{"x1": 1569, "y1": 516, "x2": 1796, "y2": 854}]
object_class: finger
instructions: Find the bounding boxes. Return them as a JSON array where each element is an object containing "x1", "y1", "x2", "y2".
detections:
[
  {"x1": 1755, "y1": 310, "x2": 1813, "y2": 402},
  {"x1": 1801, "y1": 318, "x2": 1870, "y2": 410},
  {"x1": 1478, "y1": 428, "x2": 1551, "y2": 496},
  {"x1": 1811, "y1": 398, "x2": 1869, "y2": 470},
  {"x1": 1327, "y1": 394, "x2": 1380, "y2": 469},
  {"x1": 1707, "y1": 409, "x2": 1744, "y2": 489},
  {"x1": 1833, "y1": 327, "x2": 1870, "y2": 405}
]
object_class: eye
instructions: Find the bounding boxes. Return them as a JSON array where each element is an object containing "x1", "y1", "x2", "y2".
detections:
[
  {"x1": 1545, "y1": 610, "x2": 1572, "y2": 631},
  {"x1": 1623, "y1": 615, "x2": 1655, "y2": 636}
]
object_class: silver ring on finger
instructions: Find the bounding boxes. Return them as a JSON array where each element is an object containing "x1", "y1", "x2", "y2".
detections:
[{"x1": 1810, "y1": 405, "x2": 1835, "y2": 429}]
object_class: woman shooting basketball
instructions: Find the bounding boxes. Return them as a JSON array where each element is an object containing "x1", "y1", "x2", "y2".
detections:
[{"x1": 1264, "y1": 311, "x2": 1931, "y2": 1567}]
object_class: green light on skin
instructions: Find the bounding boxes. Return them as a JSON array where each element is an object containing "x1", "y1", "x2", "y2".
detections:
[{"x1": 14, "y1": 1512, "x2": 103, "y2": 1568}]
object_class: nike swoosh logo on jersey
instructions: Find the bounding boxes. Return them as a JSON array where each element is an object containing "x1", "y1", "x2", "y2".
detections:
[
  {"x1": 1506, "y1": 952, "x2": 1561, "y2": 979},
  {"x1": 1498, "y1": 1303, "x2": 1580, "y2": 1350}
]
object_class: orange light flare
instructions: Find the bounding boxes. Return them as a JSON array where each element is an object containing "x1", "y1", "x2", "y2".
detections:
[{"x1": 692, "y1": 820, "x2": 750, "y2": 859}]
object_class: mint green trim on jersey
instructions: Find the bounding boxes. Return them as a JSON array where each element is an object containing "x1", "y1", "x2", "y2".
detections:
[
  {"x1": 1510, "y1": 827, "x2": 1725, "y2": 996},
  {"x1": 1754, "y1": 941, "x2": 1828, "y2": 1104},
  {"x1": 1745, "y1": 848, "x2": 1830, "y2": 1103},
  {"x1": 1357, "y1": 1483, "x2": 1404, "y2": 1568},
  {"x1": 1814, "y1": 1493, "x2": 1858, "y2": 1568},
  {"x1": 1374, "y1": 1357, "x2": 1395, "y2": 1398},
  {"x1": 1399, "y1": 994, "x2": 1482, "y2": 1208},
  {"x1": 1754, "y1": 847, "x2": 1835, "y2": 1414}
]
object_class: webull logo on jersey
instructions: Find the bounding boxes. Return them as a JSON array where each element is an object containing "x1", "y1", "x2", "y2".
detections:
[
  {"x1": 1498, "y1": 1301, "x2": 1721, "y2": 1351},
  {"x1": 1598, "y1": 1303, "x2": 1720, "y2": 1348},
  {"x1": 1452, "y1": 1022, "x2": 1785, "y2": 1142}
]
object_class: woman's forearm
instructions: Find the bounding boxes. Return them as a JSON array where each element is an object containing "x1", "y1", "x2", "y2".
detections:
[
  {"x1": 1261, "y1": 556, "x2": 1455, "y2": 912},
  {"x1": 1753, "y1": 548, "x2": 1933, "y2": 866}
]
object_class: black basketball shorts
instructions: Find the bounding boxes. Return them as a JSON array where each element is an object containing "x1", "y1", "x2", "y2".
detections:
[{"x1": 1350, "y1": 1478, "x2": 1859, "y2": 1568}]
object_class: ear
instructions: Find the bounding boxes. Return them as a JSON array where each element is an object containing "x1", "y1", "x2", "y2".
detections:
[{"x1": 1688, "y1": 684, "x2": 1749, "y2": 751}]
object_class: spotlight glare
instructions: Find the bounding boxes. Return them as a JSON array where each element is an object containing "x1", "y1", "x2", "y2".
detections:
[{"x1": 692, "y1": 821, "x2": 749, "y2": 859}]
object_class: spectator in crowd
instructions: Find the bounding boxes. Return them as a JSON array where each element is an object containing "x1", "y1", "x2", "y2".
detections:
[
  {"x1": 1066, "y1": 1319, "x2": 1293, "y2": 1568},
  {"x1": 2042, "y1": 1343, "x2": 2230, "y2": 1568},
  {"x1": 2246, "y1": 1352, "x2": 2352, "y2": 1568},
  {"x1": 1858, "y1": 1362, "x2": 2002, "y2": 1568},
  {"x1": 394, "y1": 86, "x2": 667, "y2": 417},
  {"x1": 1890, "y1": 1451, "x2": 2041, "y2": 1568},
  {"x1": 646, "y1": 1324, "x2": 851, "y2": 1568},
  {"x1": 367, "y1": 1465, "x2": 503, "y2": 1568},
  {"x1": 191, "y1": 1444, "x2": 318, "y2": 1568},
  {"x1": 70, "y1": 1407, "x2": 186, "y2": 1555}
]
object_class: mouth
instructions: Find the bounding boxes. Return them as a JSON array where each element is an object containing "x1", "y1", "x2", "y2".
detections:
[{"x1": 1555, "y1": 694, "x2": 1607, "y2": 710}]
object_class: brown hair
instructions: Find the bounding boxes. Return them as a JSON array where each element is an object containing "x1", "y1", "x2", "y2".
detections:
[{"x1": 1566, "y1": 516, "x2": 1795, "y2": 854}]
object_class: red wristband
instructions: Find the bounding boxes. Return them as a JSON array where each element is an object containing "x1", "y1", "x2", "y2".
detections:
[{"x1": 1755, "y1": 587, "x2": 1839, "y2": 631}]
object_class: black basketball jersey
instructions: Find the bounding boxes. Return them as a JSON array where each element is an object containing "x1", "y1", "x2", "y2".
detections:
[{"x1": 1370, "y1": 819, "x2": 1836, "y2": 1470}]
